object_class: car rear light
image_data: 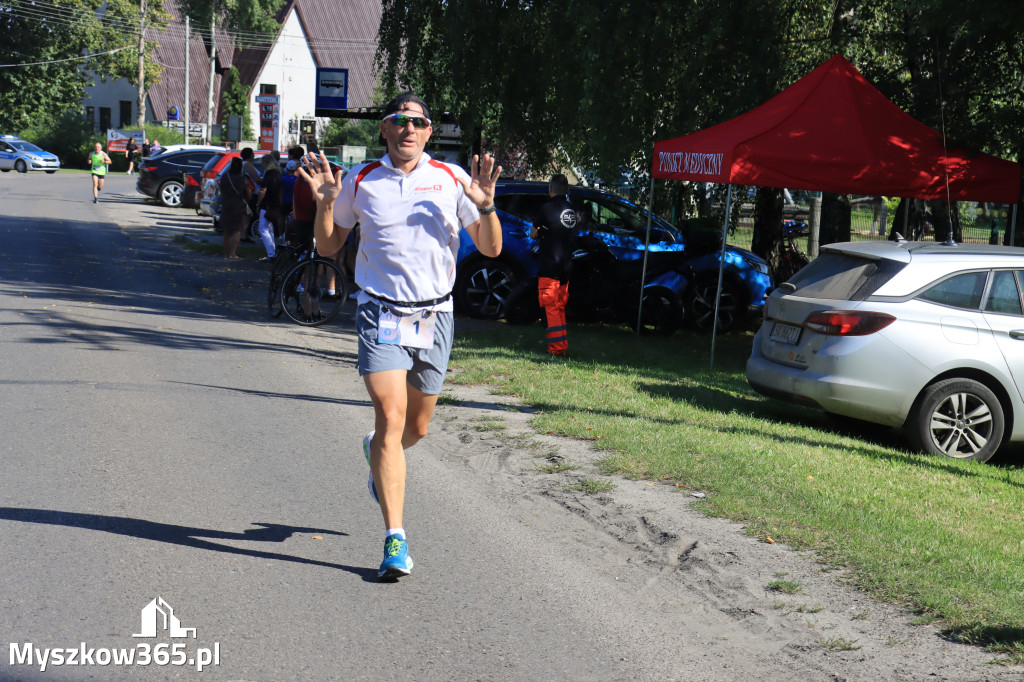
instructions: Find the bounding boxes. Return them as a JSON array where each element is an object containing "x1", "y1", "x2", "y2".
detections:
[
  {"x1": 803, "y1": 310, "x2": 896, "y2": 336},
  {"x1": 185, "y1": 175, "x2": 200, "y2": 187},
  {"x1": 142, "y1": 166, "x2": 157, "y2": 172}
]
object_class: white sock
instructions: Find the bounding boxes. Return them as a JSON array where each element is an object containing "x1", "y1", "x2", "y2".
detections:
[
  {"x1": 386, "y1": 528, "x2": 405, "y2": 540},
  {"x1": 327, "y1": 289, "x2": 336, "y2": 295}
]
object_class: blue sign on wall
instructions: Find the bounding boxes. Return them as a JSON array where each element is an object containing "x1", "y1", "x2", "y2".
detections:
[{"x1": 315, "y1": 68, "x2": 349, "y2": 116}]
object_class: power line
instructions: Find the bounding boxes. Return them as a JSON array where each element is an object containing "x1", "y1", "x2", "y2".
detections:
[
  {"x1": 5, "y1": 0, "x2": 377, "y2": 51},
  {"x1": 0, "y1": 45, "x2": 132, "y2": 69}
]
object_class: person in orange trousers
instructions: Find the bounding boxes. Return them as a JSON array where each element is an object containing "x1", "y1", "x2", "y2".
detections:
[{"x1": 531, "y1": 174, "x2": 578, "y2": 356}]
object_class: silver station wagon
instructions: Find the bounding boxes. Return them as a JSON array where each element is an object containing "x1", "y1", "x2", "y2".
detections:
[{"x1": 747, "y1": 239, "x2": 1024, "y2": 462}]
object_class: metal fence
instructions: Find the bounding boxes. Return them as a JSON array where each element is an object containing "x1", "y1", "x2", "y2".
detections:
[{"x1": 727, "y1": 196, "x2": 1019, "y2": 252}]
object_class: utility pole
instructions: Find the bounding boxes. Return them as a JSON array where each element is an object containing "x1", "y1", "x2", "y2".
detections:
[
  {"x1": 184, "y1": 15, "x2": 190, "y2": 143},
  {"x1": 205, "y1": 8, "x2": 217, "y2": 144},
  {"x1": 136, "y1": 0, "x2": 146, "y2": 128}
]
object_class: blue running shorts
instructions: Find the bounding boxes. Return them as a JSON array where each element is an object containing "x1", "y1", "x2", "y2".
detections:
[{"x1": 355, "y1": 301, "x2": 454, "y2": 395}]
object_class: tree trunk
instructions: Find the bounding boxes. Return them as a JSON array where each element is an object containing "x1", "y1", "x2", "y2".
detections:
[
  {"x1": 819, "y1": 192, "x2": 851, "y2": 246},
  {"x1": 751, "y1": 187, "x2": 783, "y2": 270}
]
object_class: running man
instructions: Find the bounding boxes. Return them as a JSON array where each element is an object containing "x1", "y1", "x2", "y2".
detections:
[
  {"x1": 88, "y1": 143, "x2": 112, "y2": 203},
  {"x1": 298, "y1": 93, "x2": 502, "y2": 580}
]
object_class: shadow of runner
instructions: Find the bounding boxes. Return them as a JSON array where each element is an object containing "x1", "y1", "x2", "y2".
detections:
[{"x1": 0, "y1": 507, "x2": 378, "y2": 581}]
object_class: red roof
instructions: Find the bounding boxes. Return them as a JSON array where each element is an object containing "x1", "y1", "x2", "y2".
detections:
[{"x1": 652, "y1": 55, "x2": 1021, "y2": 203}]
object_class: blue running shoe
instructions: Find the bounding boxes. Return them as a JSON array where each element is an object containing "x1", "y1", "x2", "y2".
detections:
[
  {"x1": 363, "y1": 431, "x2": 379, "y2": 504},
  {"x1": 378, "y1": 533, "x2": 413, "y2": 579}
]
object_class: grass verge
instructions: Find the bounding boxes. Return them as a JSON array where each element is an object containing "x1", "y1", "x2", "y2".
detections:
[{"x1": 449, "y1": 320, "x2": 1024, "y2": 657}]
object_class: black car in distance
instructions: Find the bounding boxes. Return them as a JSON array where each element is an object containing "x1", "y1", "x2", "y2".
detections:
[{"x1": 135, "y1": 149, "x2": 224, "y2": 208}]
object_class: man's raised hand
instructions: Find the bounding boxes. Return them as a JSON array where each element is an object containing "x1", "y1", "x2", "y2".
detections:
[
  {"x1": 462, "y1": 153, "x2": 502, "y2": 209},
  {"x1": 296, "y1": 151, "x2": 343, "y2": 205}
]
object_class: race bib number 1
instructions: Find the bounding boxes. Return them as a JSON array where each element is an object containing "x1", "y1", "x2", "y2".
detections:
[{"x1": 378, "y1": 310, "x2": 437, "y2": 349}]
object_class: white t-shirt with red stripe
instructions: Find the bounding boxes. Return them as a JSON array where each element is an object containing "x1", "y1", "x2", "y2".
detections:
[{"x1": 332, "y1": 153, "x2": 480, "y2": 313}]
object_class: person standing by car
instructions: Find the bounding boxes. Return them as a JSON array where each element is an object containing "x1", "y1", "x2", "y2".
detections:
[
  {"x1": 297, "y1": 92, "x2": 502, "y2": 580},
  {"x1": 88, "y1": 142, "x2": 112, "y2": 204},
  {"x1": 240, "y1": 147, "x2": 263, "y2": 227},
  {"x1": 125, "y1": 137, "x2": 139, "y2": 175},
  {"x1": 530, "y1": 173, "x2": 577, "y2": 356},
  {"x1": 141, "y1": 138, "x2": 151, "y2": 158},
  {"x1": 256, "y1": 154, "x2": 282, "y2": 262},
  {"x1": 219, "y1": 158, "x2": 249, "y2": 259},
  {"x1": 150, "y1": 139, "x2": 162, "y2": 155}
]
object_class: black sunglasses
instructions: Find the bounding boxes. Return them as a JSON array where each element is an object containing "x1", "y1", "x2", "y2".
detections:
[{"x1": 382, "y1": 113, "x2": 432, "y2": 129}]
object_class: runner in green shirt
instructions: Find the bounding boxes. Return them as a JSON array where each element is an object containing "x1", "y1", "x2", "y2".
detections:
[{"x1": 88, "y1": 142, "x2": 112, "y2": 203}]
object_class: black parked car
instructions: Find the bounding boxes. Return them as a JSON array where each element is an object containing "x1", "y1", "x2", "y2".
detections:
[{"x1": 135, "y1": 149, "x2": 224, "y2": 208}]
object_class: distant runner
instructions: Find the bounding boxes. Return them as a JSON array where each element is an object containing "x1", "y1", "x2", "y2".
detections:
[{"x1": 89, "y1": 143, "x2": 112, "y2": 204}]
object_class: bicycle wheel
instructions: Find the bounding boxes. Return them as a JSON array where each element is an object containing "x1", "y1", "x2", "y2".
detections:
[
  {"x1": 267, "y1": 246, "x2": 301, "y2": 317},
  {"x1": 279, "y1": 257, "x2": 348, "y2": 326}
]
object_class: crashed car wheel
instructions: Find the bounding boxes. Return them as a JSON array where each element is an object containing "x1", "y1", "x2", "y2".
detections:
[{"x1": 685, "y1": 274, "x2": 744, "y2": 333}]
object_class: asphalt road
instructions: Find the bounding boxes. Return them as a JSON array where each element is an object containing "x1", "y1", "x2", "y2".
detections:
[
  {"x1": 2, "y1": 172, "x2": 1018, "y2": 682},
  {"x1": 0, "y1": 173, "x2": 708, "y2": 681}
]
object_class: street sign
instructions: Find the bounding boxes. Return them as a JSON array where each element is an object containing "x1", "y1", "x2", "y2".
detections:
[
  {"x1": 315, "y1": 68, "x2": 349, "y2": 117},
  {"x1": 226, "y1": 115, "x2": 242, "y2": 143}
]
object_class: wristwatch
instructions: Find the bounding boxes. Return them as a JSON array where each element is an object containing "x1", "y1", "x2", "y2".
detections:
[{"x1": 478, "y1": 205, "x2": 497, "y2": 215}]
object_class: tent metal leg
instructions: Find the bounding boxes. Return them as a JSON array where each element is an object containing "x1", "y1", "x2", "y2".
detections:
[
  {"x1": 637, "y1": 176, "x2": 656, "y2": 339},
  {"x1": 1011, "y1": 204, "x2": 1018, "y2": 246},
  {"x1": 710, "y1": 184, "x2": 733, "y2": 370}
]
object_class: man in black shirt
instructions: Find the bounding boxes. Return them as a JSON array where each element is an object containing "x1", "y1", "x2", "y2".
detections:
[{"x1": 530, "y1": 173, "x2": 577, "y2": 356}]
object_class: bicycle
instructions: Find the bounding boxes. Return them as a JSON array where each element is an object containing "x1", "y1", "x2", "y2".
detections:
[
  {"x1": 266, "y1": 242, "x2": 304, "y2": 318},
  {"x1": 277, "y1": 240, "x2": 349, "y2": 326},
  {"x1": 775, "y1": 219, "x2": 810, "y2": 283}
]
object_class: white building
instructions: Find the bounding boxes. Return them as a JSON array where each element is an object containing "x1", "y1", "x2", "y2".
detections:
[{"x1": 82, "y1": 0, "x2": 383, "y2": 150}]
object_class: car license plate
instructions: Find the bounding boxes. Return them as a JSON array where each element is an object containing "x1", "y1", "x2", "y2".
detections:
[{"x1": 769, "y1": 321, "x2": 802, "y2": 344}]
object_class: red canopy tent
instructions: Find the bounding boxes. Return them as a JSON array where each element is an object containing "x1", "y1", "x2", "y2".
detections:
[
  {"x1": 651, "y1": 54, "x2": 1021, "y2": 202},
  {"x1": 643, "y1": 54, "x2": 1022, "y2": 363}
]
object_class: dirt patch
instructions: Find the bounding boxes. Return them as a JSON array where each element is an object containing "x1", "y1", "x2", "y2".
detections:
[{"x1": 427, "y1": 384, "x2": 1021, "y2": 680}]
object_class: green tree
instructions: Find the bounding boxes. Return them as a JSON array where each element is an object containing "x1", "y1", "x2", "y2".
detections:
[
  {"x1": 219, "y1": 65, "x2": 254, "y2": 140},
  {"x1": 321, "y1": 119, "x2": 381, "y2": 149},
  {"x1": 0, "y1": 0, "x2": 160, "y2": 132},
  {"x1": 377, "y1": 1, "x2": 1024, "y2": 259}
]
